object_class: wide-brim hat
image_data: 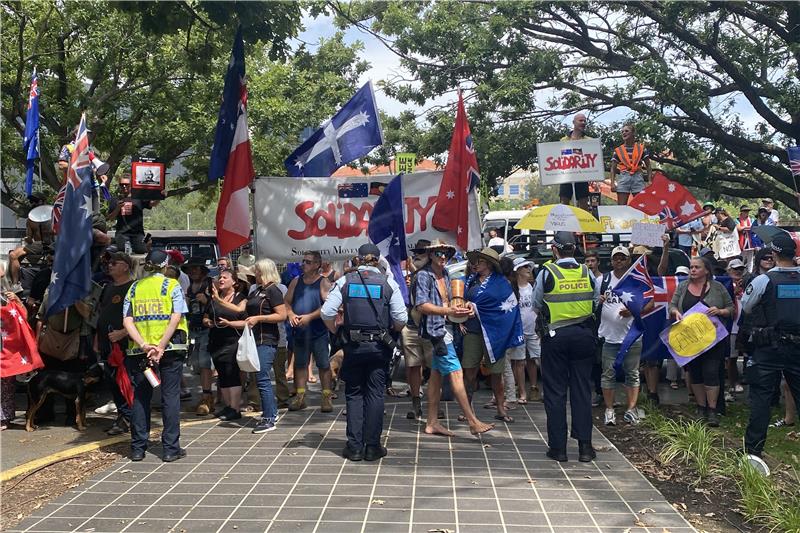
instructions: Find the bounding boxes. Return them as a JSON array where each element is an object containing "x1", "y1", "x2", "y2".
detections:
[
  {"x1": 467, "y1": 247, "x2": 501, "y2": 269},
  {"x1": 410, "y1": 239, "x2": 432, "y2": 254},
  {"x1": 238, "y1": 264, "x2": 256, "y2": 279},
  {"x1": 181, "y1": 256, "x2": 209, "y2": 274},
  {"x1": 422, "y1": 238, "x2": 456, "y2": 258}
]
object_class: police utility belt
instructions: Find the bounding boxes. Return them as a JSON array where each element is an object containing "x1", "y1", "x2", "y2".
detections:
[
  {"x1": 751, "y1": 327, "x2": 800, "y2": 347},
  {"x1": 344, "y1": 328, "x2": 396, "y2": 350},
  {"x1": 126, "y1": 343, "x2": 189, "y2": 357}
]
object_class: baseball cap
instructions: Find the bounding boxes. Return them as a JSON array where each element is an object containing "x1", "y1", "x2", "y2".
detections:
[
  {"x1": 358, "y1": 243, "x2": 381, "y2": 258},
  {"x1": 145, "y1": 249, "x2": 170, "y2": 268},
  {"x1": 702, "y1": 201, "x2": 715, "y2": 210},
  {"x1": 699, "y1": 247, "x2": 715, "y2": 257},
  {"x1": 165, "y1": 249, "x2": 185, "y2": 265},
  {"x1": 726, "y1": 258, "x2": 746, "y2": 270},
  {"x1": 108, "y1": 251, "x2": 133, "y2": 270},
  {"x1": 611, "y1": 245, "x2": 630, "y2": 257},
  {"x1": 739, "y1": 205, "x2": 751, "y2": 211},
  {"x1": 762, "y1": 197, "x2": 774, "y2": 204},
  {"x1": 549, "y1": 231, "x2": 576, "y2": 250},
  {"x1": 512, "y1": 257, "x2": 533, "y2": 271},
  {"x1": 675, "y1": 266, "x2": 690, "y2": 275},
  {"x1": 769, "y1": 232, "x2": 796, "y2": 258},
  {"x1": 632, "y1": 245, "x2": 652, "y2": 256},
  {"x1": 757, "y1": 207, "x2": 769, "y2": 215}
]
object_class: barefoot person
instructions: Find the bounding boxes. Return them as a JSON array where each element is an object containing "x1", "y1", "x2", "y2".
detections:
[{"x1": 415, "y1": 240, "x2": 494, "y2": 437}]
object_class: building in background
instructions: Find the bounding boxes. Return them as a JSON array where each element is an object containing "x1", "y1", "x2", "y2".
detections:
[{"x1": 494, "y1": 168, "x2": 537, "y2": 201}]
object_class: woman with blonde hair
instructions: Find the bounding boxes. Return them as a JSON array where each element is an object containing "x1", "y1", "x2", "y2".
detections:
[{"x1": 220, "y1": 258, "x2": 287, "y2": 433}]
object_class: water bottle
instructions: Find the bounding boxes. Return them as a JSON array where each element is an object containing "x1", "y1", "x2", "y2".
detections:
[{"x1": 124, "y1": 240, "x2": 132, "y2": 255}]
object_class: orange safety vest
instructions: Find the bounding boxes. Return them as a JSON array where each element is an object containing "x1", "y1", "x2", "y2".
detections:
[{"x1": 614, "y1": 142, "x2": 646, "y2": 173}]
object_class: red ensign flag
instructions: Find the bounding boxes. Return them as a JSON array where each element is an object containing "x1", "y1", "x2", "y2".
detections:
[{"x1": 432, "y1": 92, "x2": 480, "y2": 250}]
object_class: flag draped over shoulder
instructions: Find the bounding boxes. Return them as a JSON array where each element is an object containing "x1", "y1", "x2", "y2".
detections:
[
  {"x1": 466, "y1": 272, "x2": 523, "y2": 363},
  {"x1": 210, "y1": 27, "x2": 255, "y2": 256},
  {"x1": 1, "y1": 300, "x2": 44, "y2": 378},
  {"x1": 368, "y1": 173, "x2": 409, "y2": 304},
  {"x1": 23, "y1": 68, "x2": 40, "y2": 197},
  {"x1": 285, "y1": 81, "x2": 383, "y2": 177},
  {"x1": 432, "y1": 92, "x2": 480, "y2": 250},
  {"x1": 47, "y1": 114, "x2": 93, "y2": 317},
  {"x1": 629, "y1": 171, "x2": 702, "y2": 230}
]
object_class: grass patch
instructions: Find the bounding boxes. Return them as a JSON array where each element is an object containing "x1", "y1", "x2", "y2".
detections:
[
  {"x1": 719, "y1": 401, "x2": 800, "y2": 470},
  {"x1": 640, "y1": 401, "x2": 800, "y2": 533}
]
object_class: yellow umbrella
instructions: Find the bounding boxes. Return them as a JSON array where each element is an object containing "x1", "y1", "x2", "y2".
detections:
[{"x1": 514, "y1": 204, "x2": 604, "y2": 233}]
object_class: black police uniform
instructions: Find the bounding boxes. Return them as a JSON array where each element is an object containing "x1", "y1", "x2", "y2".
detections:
[
  {"x1": 744, "y1": 268, "x2": 800, "y2": 456},
  {"x1": 340, "y1": 269, "x2": 394, "y2": 458}
]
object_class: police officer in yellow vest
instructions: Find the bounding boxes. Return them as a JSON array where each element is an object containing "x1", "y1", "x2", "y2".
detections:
[
  {"x1": 122, "y1": 250, "x2": 189, "y2": 462},
  {"x1": 532, "y1": 232, "x2": 600, "y2": 462}
]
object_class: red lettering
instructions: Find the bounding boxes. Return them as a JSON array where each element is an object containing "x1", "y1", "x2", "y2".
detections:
[
  {"x1": 544, "y1": 154, "x2": 598, "y2": 172},
  {"x1": 405, "y1": 196, "x2": 437, "y2": 233},
  {"x1": 288, "y1": 201, "x2": 373, "y2": 240}
]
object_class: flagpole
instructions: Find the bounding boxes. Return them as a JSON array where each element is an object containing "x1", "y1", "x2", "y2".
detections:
[{"x1": 36, "y1": 128, "x2": 42, "y2": 195}]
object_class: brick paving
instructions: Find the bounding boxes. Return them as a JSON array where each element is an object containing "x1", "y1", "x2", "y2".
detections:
[{"x1": 9, "y1": 394, "x2": 695, "y2": 533}]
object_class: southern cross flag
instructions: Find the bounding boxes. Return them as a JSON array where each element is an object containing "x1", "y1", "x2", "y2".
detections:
[
  {"x1": 23, "y1": 68, "x2": 40, "y2": 197},
  {"x1": 788, "y1": 146, "x2": 800, "y2": 177},
  {"x1": 629, "y1": 171, "x2": 702, "y2": 230},
  {"x1": 466, "y1": 272, "x2": 523, "y2": 363},
  {"x1": 368, "y1": 173, "x2": 409, "y2": 304},
  {"x1": 432, "y1": 91, "x2": 480, "y2": 250},
  {"x1": 0, "y1": 299, "x2": 44, "y2": 378},
  {"x1": 210, "y1": 27, "x2": 255, "y2": 255},
  {"x1": 285, "y1": 81, "x2": 383, "y2": 177},
  {"x1": 47, "y1": 114, "x2": 93, "y2": 317}
]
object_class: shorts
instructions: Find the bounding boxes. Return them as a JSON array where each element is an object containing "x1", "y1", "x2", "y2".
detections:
[
  {"x1": 214, "y1": 358, "x2": 241, "y2": 388},
  {"x1": 601, "y1": 341, "x2": 641, "y2": 389},
  {"x1": 430, "y1": 330, "x2": 461, "y2": 376},
  {"x1": 615, "y1": 171, "x2": 645, "y2": 194},
  {"x1": 401, "y1": 326, "x2": 433, "y2": 368},
  {"x1": 507, "y1": 333, "x2": 541, "y2": 361},
  {"x1": 293, "y1": 333, "x2": 331, "y2": 370},
  {"x1": 559, "y1": 181, "x2": 590, "y2": 201},
  {"x1": 190, "y1": 328, "x2": 213, "y2": 370},
  {"x1": 729, "y1": 334, "x2": 738, "y2": 358},
  {"x1": 462, "y1": 332, "x2": 505, "y2": 374}
]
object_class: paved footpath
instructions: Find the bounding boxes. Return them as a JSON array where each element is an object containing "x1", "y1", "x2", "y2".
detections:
[{"x1": 9, "y1": 396, "x2": 695, "y2": 533}]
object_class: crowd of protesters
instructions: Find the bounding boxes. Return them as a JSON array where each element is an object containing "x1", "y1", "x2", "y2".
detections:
[{"x1": 1, "y1": 162, "x2": 797, "y2": 465}]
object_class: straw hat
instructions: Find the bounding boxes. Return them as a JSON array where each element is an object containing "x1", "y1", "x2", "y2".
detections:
[
  {"x1": 422, "y1": 238, "x2": 456, "y2": 258},
  {"x1": 466, "y1": 247, "x2": 501, "y2": 269}
]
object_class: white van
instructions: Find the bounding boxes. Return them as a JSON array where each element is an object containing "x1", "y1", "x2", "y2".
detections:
[{"x1": 482, "y1": 209, "x2": 552, "y2": 252}]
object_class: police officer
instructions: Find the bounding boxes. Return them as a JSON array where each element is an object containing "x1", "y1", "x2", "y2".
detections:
[
  {"x1": 532, "y1": 231, "x2": 600, "y2": 462},
  {"x1": 741, "y1": 232, "x2": 800, "y2": 457},
  {"x1": 321, "y1": 243, "x2": 407, "y2": 461},
  {"x1": 122, "y1": 250, "x2": 189, "y2": 462}
]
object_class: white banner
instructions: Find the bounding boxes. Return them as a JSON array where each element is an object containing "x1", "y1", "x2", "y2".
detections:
[
  {"x1": 253, "y1": 172, "x2": 482, "y2": 262},
  {"x1": 537, "y1": 139, "x2": 605, "y2": 185},
  {"x1": 596, "y1": 205, "x2": 661, "y2": 234}
]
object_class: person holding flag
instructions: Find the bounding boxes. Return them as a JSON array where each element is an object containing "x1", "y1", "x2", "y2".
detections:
[{"x1": 532, "y1": 231, "x2": 600, "y2": 462}]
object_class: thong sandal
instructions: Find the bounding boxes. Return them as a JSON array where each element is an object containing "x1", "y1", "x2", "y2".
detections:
[
  {"x1": 517, "y1": 398, "x2": 528, "y2": 405},
  {"x1": 494, "y1": 414, "x2": 514, "y2": 423},
  {"x1": 457, "y1": 414, "x2": 468, "y2": 422}
]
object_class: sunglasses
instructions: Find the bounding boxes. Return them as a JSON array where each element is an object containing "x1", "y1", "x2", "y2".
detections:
[
  {"x1": 432, "y1": 250, "x2": 449, "y2": 258},
  {"x1": 761, "y1": 257, "x2": 774, "y2": 261},
  {"x1": 302, "y1": 259, "x2": 318, "y2": 265}
]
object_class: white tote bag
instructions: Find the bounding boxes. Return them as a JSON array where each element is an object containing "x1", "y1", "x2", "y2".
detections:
[{"x1": 236, "y1": 325, "x2": 261, "y2": 373}]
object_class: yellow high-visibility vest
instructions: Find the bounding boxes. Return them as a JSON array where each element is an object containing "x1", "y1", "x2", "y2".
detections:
[
  {"x1": 543, "y1": 262, "x2": 594, "y2": 329},
  {"x1": 126, "y1": 274, "x2": 188, "y2": 347}
]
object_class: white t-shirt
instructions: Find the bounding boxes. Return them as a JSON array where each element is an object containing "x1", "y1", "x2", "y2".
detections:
[
  {"x1": 598, "y1": 272, "x2": 633, "y2": 344},
  {"x1": 517, "y1": 283, "x2": 539, "y2": 339},
  {"x1": 178, "y1": 271, "x2": 190, "y2": 295}
]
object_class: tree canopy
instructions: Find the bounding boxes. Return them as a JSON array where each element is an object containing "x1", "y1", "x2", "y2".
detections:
[
  {"x1": 328, "y1": 0, "x2": 800, "y2": 212},
  {"x1": 1, "y1": 0, "x2": 368, "y2": 216}
]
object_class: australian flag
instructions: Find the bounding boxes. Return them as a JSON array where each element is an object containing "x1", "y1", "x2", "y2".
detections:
[
  {"x1": 788, "y1": 146, "x2": 800, "y2": 177},
  {"x1": 23, "y1": 68, "x2": 39, "y2": 197},
  {"x1": 47, "y1": 114, "x2": 93, "y2": 317},
  {"x1": 368, "y1": 173, "x2": 408, "y2": 304},
  {"x1": 285, "y1": 81, "x2": 383, "y2": 177}
]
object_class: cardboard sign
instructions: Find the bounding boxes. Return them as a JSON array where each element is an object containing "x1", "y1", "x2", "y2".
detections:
[
  {"x1": 596, "y1": 206, "x2": 661, "y2": 234},
  {"x1": 659, "y1": 302, "x2": 728, "y2": 367},
  {"x1": 538, "y1": 139, "x2": 604, "y2": 185},
  {"x1": 630, "y1": 222, "x2": 666, "y2": 247},
  {"x1": 131, "y1": 161, "x2": 165, "y2": 201},
  {"x1": 396, "y1": 153, "x2": 417, "y2": 174},
  {"x1": 713, "y1": 230, "x2": 741, "y2": 259},
  {"x1": 253, "y1": 171, "x2": 482, "y2": 262}
]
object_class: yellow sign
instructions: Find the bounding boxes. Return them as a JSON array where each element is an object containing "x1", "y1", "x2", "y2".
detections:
[
  {"x1": 667, "y1": 313, "x2": 717, "y2": 357},
  {"x1": 396, "y1": 153, "x2": 417, "y2": 174}
]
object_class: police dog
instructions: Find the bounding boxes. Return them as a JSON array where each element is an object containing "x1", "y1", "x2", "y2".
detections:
[{"x1": 25, "y1": 363, "x2": 104, "y2": 432}]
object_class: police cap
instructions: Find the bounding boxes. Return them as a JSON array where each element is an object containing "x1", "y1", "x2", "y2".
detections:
[
  {"x1": 358, "y1": 243, "x2": 381, "y2": 259},
  {"x1": 769, "y1": 232, "x2": 796, "y2": 258},
  {"x1": 145, "y1": 249, "x2": 170, "y2": 268}
]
